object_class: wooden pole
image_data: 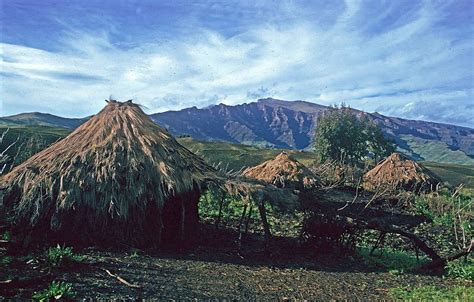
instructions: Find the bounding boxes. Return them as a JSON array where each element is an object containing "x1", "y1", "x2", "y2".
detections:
[
  {"x1": 245, "y1": 203, "x2": 253, "y2": 235},
  {"x1": 215, "y1": 193, "x2": 225, "y2": 229},
  {"x1": 180, "y1": 199, "x2": 186, "y2": 243},
  {"x1": 258, "y1": 201, "x2": 271, "y2": 242}
]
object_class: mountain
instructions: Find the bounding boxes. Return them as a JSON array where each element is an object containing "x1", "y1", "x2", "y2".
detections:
[
  {"x1": 151, "y1": 98, "x2": 474, "y2": 164},
  {"x1": 0, "y1": 112, "x2": 87, "y2": 128},
  {"x1": 2, "y1": 98, "x2": 474, "y2": 165}
]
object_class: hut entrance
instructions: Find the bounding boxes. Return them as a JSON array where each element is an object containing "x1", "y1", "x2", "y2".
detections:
[{"x1": 161, "y1": 189, "x2": 201, "y2": 247}]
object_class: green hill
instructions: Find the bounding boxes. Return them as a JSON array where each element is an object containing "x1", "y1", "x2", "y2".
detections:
[{"x1": 1, "y1": 125, "x2": 472, "y2": 189}]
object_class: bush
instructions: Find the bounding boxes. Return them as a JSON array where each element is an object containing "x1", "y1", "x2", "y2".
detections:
[
  {"x1": 390, "y1": 285, "x2": 474, "y2": 301},
  {"x1": 446, "y1": 258, "x2": 474, "y2": 281},
  {"x1": 413, "y1": 189, "x2": 472, "y2": 252},
  {"x1": 32, "y1": 281, "x2": 75, "y2": 301},
  {"x1": 1, "y1": 231, "x2": 11, "y2": 241},
  {"x1": 44, "y1": 245, "x2": 84, "y2": 268}
]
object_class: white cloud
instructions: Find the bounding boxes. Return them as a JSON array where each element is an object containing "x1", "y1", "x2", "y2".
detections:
[{"x1": 0, "y1": 1, "x2": 472, "y2": 127}]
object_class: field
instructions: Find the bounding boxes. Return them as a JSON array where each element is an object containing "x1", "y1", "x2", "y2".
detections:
[{"x1": 1, "y1": 125, "x2": 473, "y2": 300}]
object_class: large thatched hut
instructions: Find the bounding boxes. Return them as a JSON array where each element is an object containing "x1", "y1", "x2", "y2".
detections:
[
  {"x1": 0, "y1": 101, "x2": 220, "y2": 247},
  {"x1": 242, "y1": 152, "x2": 319, "y2": 190},
  {"x1": 363, "y1": 152, "x2": 441, "y2": 193}
]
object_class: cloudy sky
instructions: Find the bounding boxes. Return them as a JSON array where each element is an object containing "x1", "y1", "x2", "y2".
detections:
[{"x1": 1, "y1": 0, "x2": 473, "y2": 127}]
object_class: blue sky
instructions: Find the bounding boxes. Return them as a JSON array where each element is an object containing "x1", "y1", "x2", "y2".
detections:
[{"x1": 1, "y1": 0, "x2": 473, "y2": 127}]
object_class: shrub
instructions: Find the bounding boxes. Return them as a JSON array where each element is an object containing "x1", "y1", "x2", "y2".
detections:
[
  {"x1": 32, "y1": 281, "x2": 75, "y2": 301},
  {"x1": 1, "y1": 231, "x2": 11, "y2": 241},
  {"x1": 44, "y1": 245, "x2": 84, "y2": 268},
  {"x1": 413, "y1": 189, "x2": 473, "y2": 252},
  {"x1": 446, "y1": 258, "x2": 474, "y2": 281}
]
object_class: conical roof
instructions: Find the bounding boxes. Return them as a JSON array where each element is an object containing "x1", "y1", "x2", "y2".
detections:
[
  {"x1": 242, "y1": 152, "x2": 319, "y2": 189},
  {"x1": 0, "y1": 101, "x2": 217, "y2": 245},
  {"x1": 363, "y1": 152, "x2": 441, "y2": 193}
]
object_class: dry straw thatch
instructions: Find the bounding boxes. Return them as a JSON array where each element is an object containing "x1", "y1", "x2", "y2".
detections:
[
  {"x1": 362, "y1": 152, "x2": 441, "y2": 193},
  {"x1": 242, "y1": 152, "x2": 319, "y2": 190},
  {"x1": 1, "y1": 101, "x2": 220, "y2": 246},
  {"x1": 0, "y1": 101, "x2": 298, "y2": 247}
]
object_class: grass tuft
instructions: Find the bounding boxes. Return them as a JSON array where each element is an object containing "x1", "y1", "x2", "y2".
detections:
[
  {"x1": 32, "y1": 281, "x2": 75, "y2": 301},
  {"x1": 43, "y1": 245, "x2": 84, "y2": 268},
  {"x1": 390, "y1": 285, "x2": 474, "y2": 301}
]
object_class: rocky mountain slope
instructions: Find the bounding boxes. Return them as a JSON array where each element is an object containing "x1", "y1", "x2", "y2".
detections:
[
  {"x1": 2, "y1": 98, "x2": 473, "y2": 164},
  {"x1": 151, "y1": 98, "x2": 474, "y2": 164}
]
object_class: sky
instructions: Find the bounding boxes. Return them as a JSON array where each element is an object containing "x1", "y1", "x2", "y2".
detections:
[{"x1": 0, "y1": 0, "x2": 473, "y2": 127}]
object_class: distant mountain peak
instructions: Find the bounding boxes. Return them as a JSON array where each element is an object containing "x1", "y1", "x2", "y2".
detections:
[
  {"x1": 256, "y1": 97, "x2": 328, "y2": 113},
  {"x1": 2, "y1": 99, "x2": 474, "y2": 165}
]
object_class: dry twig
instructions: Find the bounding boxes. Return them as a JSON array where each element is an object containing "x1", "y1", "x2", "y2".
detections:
[{"x1": 102, "y1": 268, "x2": 141, "y2": 288}]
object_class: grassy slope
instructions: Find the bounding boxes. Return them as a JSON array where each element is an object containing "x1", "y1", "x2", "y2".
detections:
[
  {"x1": 400, "y1": 134, "x2": 474, "y2": 166},
  {"x1": 177, "y1": 137, "x2": 316, "y2": 172},
  {"x1": 1, "y1": 125, "x2": 472, "y2": 188},
  {"x1": 423, "y1": 161, "x2": 474, "y2": 189},
  {"x1": 0, "y1": 125, "x2": 70, "y2": 172}
]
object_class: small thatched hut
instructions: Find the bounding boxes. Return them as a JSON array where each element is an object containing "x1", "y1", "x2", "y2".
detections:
[
  {"x1": 363, "y1": 152, "x2": 441, "y2": 193},
  {"x1": 0, "y1": 101, "x2": 220, "y2": 247},
  {"x1": 242, "y1": 152, "x2": 319, "y2": 190}
]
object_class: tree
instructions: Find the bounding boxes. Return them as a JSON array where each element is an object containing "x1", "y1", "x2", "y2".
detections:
[
  {"x1": 365, "y1": 120, "x2": 396, "y2": 163},
  {"x1": 314, "y1": 105, "x2": 395, "y2": 165}
]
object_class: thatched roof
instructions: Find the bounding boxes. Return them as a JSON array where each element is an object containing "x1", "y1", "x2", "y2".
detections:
[
  {"x1": 242, "y1": 152, "x2": 319, "y2": 190},
  {"x1": 0, "y1": 101, "x2": 220, "y2": 245},
  {"x1": 0, "y1": 101, "x2": 298, "y2": 246},
  {"x1": 363, "y1": 153, "x2": 441, "y2": 193}
]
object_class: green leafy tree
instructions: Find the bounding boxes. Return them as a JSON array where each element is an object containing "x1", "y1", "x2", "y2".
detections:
[
  {"x1": 314, "y1": 105, "x2": 395, "y2": 164},
  {"x1": 365, "y1": 120, "x2": 396, "y2": 163}
]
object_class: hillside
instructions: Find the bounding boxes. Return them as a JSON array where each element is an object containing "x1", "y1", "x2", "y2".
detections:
[
  {"x1": 0, "y1": 112, "x2": 87, "y2": 128},
  {"x1": 2, "y1": 98, "x2": 474, "y2": 165},
  {"x1": 1, "y1": 125, "x2": 472, "y2": 188},
  {"x1": 152, "y1": 99, "x2": 474, "y2": 165}
]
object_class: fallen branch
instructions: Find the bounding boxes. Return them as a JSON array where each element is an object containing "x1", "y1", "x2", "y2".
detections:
[
  {"x1": 330, "y1": 213, "x2": 474, "y2": 269},
  {"x1": 327, "y1": 214, "x2": 443, "y2": 262},
  {"x1": 365, "y1": 219, "x2": 443, "y2": 262},
  {"x1": 102, "y1": 268, "x2": 141, "y2": 288},
  {"x1": 421, "y1": 239, "x2": 473, "y2": 270}
]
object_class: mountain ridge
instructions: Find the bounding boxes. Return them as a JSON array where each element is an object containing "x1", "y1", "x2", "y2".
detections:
[{"x1": 2, "y1": 98, "x2": 474, "y2": 165}]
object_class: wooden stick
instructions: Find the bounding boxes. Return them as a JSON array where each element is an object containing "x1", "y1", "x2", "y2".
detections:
[
  {"x1": 102, "y1": 268, "x2": 141, "y2": 288},
  {"x1": 258, "y1": 201, "x2": 272, "y2": 242},
  {"x1": 215, "y1": 193, "x2": 225, "y2": 229},
  {"x1": 245, "y1": 203, "x2": 253, "y2": 235}
]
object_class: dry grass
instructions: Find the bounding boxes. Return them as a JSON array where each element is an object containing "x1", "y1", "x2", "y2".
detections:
[
  {"x1": 0, "y1": 102, "x2": 216, "y2": 245},
  {"x1": 363, "y1": 153, "x2": 441, "y2": 193},
  {"x1": 242, "y1": 152, "x2": 319, "y2": 190}
]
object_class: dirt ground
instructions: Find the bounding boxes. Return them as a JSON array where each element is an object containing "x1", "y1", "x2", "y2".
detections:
[{"x1": 1, "y1": 224, "x2": 469, "y2": 301}]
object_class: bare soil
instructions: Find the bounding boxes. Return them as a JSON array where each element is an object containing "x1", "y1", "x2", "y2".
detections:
[{"x1": 0, "y1": 224, "x2": 468, "y2": 301}]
